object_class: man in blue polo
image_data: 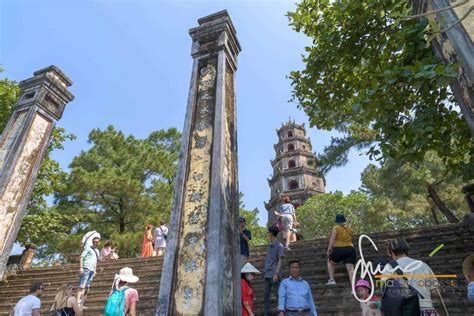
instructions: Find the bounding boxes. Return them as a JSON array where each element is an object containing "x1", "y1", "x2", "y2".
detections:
[{"x1": 278, "y1": 259, "x2": 317, "y2": 316}]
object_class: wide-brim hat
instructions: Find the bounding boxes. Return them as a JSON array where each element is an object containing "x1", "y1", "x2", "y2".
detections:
[
  {"x1": 241, "y1": 263, "x2": 260, "y2": 274},
  {"x1": 335, "y1": 214, "x2": 346, "y2": 224},
  {"x1": 116, "y1": 267, "x2": 139, "y2": 283},
  {"x1": 463, "y1": 254, "x2": 474, "y2": 278}
]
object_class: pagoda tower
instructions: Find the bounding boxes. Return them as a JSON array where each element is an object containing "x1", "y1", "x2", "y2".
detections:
[{"x1": 265, "y1": 120, "x2": 325, "y2": 225}]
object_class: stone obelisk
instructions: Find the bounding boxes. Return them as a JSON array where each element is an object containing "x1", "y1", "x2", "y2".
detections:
[
  {"x1": 157, "y1": 10, "x2": 241, "y2": 315},
  {"x1": 0, "y1": 66, "x2": 74, "y2": 279}
]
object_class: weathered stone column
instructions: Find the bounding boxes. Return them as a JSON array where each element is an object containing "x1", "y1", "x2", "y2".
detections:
[
  {"x1": 0, "y1": 66, "x2": 74, "y2": 278},
  {"x1": 157, "y1": 10, "x2": 241, "y2": 315}
]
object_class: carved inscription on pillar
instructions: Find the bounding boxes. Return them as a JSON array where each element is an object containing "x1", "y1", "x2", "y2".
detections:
[
  {"x1": 0, "y1": 111, "x2": 28, "y2": 171},
  {"x1": 174, "y1": 60, "x2": 217, "y2": 313},
  {"x1": 221, "y1": 65, "x2": 237, "y2": 304},
  {"x1": 0, "y1": 114, "x2": 51, "y2": 252}
]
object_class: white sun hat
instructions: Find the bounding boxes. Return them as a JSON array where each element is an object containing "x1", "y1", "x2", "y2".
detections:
[
  {"x1": 241, "y1": 263, "x2": 261, "y2": 274},
  {"x1": 116, "y1": 267, "x2": 139, "y2": 283}
]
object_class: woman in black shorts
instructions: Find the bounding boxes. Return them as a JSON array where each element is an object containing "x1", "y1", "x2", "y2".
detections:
[{"x1": 326, "y1": 214, "x2": 356, "y2": 285}]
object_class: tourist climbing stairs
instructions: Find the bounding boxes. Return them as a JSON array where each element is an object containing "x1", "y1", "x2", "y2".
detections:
[{"x1": 0, "y1": 224, "x2": 473, "y2": 315}]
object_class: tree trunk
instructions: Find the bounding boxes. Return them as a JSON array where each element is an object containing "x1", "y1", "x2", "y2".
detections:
[
  {"x1": 427, "y1": 184, "x2": 459, "y2": 223},
  {"x1": 430, "y1": 207, "x2": 440, "y2": 224},
  {"x1": 119, "y1": 217, "x2": 125, "y2": 233}
]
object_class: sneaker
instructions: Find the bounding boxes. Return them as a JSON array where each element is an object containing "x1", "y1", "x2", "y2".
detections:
[
  {"x1": 284, "y1": 245, "x2": 291, "y2": 251},
  {"x1": 326, "y1": 279, "x2": 336, "y2": 285}
]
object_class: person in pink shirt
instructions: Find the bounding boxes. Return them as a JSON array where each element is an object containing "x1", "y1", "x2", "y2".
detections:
[
  {"x1": 108, "y1": 267, "x2": 139, "y2": 316},
  {"x1": 100, "y1": 241, "x2": 119, "y2": 261}
]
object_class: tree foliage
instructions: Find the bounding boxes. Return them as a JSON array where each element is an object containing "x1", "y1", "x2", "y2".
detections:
[
  {"x1": 240, "y1": 206, "x2": 267, "y2": 247},
  {"x1": 288, "y1": 0, "x2": 472, "y2": 179},
  {"x1": 361, "y1": 151, "x2": 469, "y2": 226},
  {"x1": 0, "y1": 68, "x2": 20, "y2": 131},
  {"x1": 51, "y1": 125, "x2": 181, "y2": 258},
  {"x1": 296, "y1": 191, "x2": 384, "y2": 239}
]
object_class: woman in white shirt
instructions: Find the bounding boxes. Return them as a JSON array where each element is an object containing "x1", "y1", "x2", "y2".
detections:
[{"x1": 154, "y1": 220, "x2": 168, "y2": 257}]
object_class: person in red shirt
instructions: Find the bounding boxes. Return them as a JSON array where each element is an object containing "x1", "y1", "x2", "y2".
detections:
[{"x1": 241, "y1": 263, "x2": 260, "y2": 316}]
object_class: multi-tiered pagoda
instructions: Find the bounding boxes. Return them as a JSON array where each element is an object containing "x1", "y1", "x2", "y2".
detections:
[{"x1": 265, "y1": 120, "x2": 325, "y2": 225}]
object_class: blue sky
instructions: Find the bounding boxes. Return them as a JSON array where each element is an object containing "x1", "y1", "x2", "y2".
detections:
[{"x1": 1, "y1": 0, "x2": 372, "y2": 231}]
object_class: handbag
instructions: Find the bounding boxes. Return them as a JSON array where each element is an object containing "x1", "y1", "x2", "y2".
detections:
[
  {"x1": 45, "y1": 310, "x2": 66, "y2": 316},
  {"x1": 160, "y1": 227, "x2": 168, "y2": 240},
  {"x1": 46, "y1": 296, "x2": 70, "y2": 316},
  {"x1": 275, "y1": 218, "x2": 284, "y2": 232}
]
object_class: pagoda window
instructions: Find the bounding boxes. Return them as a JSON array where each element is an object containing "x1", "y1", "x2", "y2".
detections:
[
  {"x1": 288, "y1": 131, "x2": 293, "y2": 138},
  {"x1": 287, "y1": 143, "x2": 295, "y2": 151},
  {"x1": 288, "y1": 160, "x2": 296, "y2": 168},
  {"x1": 289, "y1": 180, "x2": 299, "y2": 190}
]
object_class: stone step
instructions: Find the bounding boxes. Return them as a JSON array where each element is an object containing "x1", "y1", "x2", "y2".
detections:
[
  {"x1": 8, "y1": 257, "x2": 163, "y2": 278},
  {"x1": 0, "y1": 263, "x2": 161, "y2": 284},
  {"x1": 0, "y1": 269, "x2": 161, "y2": 291}
]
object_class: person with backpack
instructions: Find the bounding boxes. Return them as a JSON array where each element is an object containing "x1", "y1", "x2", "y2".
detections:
[
  {"x1": 49, "y1": 284, "x2": 82, "y2": 315},
  {"x1": 104, "y1": 267, "x2": 139, "y2": 316},
  {"x1": 326, "y1": 214, "x2": 356, "y2": 285},
  {"x1": 154, "y1": 220, "x2": 168, "y2": 257},
  {"x1": 76, "y1": 234, "x2": 100, "y2": 308},
  {"x1": 381, "y1": 237, "x2": 439, "y2": 316}
]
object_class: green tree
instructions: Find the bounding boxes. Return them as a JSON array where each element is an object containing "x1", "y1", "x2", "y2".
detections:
[
  {"x1": 360, "y1": 151, "x2": 469, "y2": 226},
  {"x1": 288, "y1": 0, "x2": 472, "y2": 179},
  {"x1": 0, "y1": 68, "x2": 19, "y2": 131},
  {"x1": 53, "y1": 125, "x2": 181, "y2": 258},
  {"x1": 297, "y1": 191, "x2": 384, "y2": 239},
  {"x1": 240, "y1": 207, "x2": 267, "y2": 247}
]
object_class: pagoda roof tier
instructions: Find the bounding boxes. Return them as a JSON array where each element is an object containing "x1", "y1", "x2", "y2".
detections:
[
  {"x1": 271, "y1": 151, "x2": 318, "y2": 167},
  {"x1": 273, "y1": 135, "x2": 311, "y2": 150},
  {"x1": 276, "y1": 120, "x2": 306, "y2": 134},
  {"x1": 267, "y1": 167, "x2": 321, "y2": 185}
]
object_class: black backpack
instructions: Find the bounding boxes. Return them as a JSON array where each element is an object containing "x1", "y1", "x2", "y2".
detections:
[{"x1": 381, "y1": 261, "x2": 423, "y2": 316}]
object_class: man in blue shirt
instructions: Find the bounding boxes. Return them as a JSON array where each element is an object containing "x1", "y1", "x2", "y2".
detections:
[
  {"x1": 264, "y1": 225, "x2": 284, "y2": 316},
  {"x1": 278, "y1": 260, "x2": 317, "y2": 316}
]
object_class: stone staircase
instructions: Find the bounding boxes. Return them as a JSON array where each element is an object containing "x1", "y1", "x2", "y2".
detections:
[
  {"x1": 0, "y1": 256, "x2": 162, "y2": 315},
  {"x1": 1, "y1": 224, "x2": 473, "y2": 315}
]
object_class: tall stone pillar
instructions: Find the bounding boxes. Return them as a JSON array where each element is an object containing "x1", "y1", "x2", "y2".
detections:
[
  {"x1": 157, "y1": 10, "x2": 241, "y2": 315},
  {"x1": 0, "y1": 66, "x2": 74, "y2": 279}
]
